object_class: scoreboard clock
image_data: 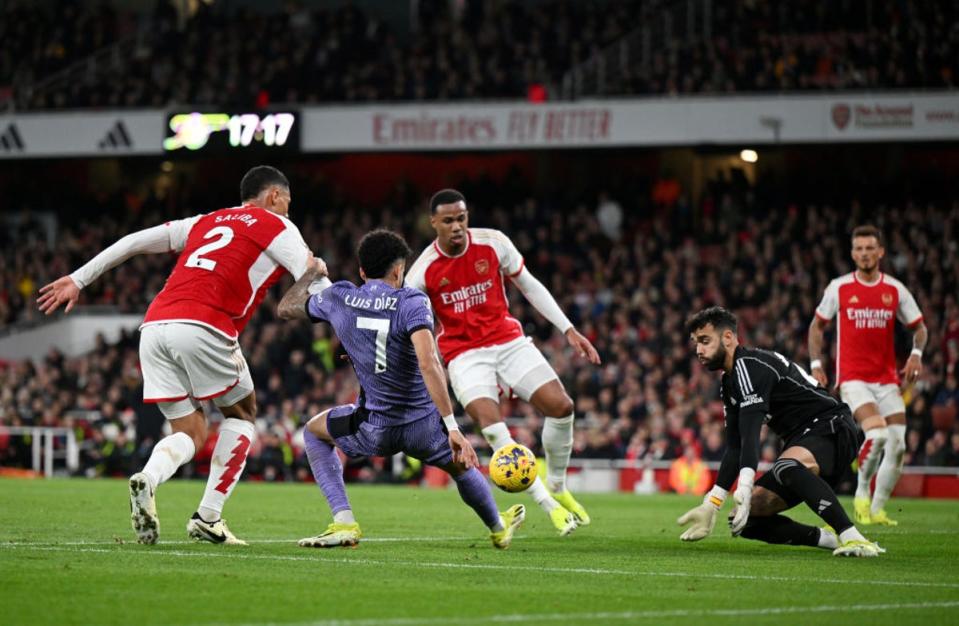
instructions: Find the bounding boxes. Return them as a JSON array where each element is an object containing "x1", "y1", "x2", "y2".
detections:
[{"x1": 163, "y1": 111, "x2": 299, "y2": 152}]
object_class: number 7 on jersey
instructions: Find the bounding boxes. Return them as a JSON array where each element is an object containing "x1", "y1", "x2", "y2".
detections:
[{"x1": 357, "y1": 317, "x2": 389, "y2": 373}]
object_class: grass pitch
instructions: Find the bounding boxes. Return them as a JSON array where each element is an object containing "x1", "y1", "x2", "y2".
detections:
[{"x1": 2, "y1": 478, "x2": 958, "y2": 626}]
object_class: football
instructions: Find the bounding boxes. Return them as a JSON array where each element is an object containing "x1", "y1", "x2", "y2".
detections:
[{"x1": 489, "y1": 443, "x2": 538, "y2": 493}]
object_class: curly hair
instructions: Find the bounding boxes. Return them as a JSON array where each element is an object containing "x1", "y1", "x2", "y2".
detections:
[{"x1": 357, "y1": 229, "x2": 413, "y2": 279}]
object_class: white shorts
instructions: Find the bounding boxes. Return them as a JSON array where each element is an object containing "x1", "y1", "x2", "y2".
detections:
[
  {"x1": 839, "y1": 380, "x2": 906, "y2": 418},
  {"x1": 447, "y1": 336, "x2": 558, "y2": 407},
  {"x1": 140, "y1": 322, "x2": 254, "y2": 419}
]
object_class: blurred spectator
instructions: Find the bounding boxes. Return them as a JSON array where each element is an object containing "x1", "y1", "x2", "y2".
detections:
[
  {"x1": 6, "y1": 0, "x2": 956, "y2": 110},
  {"x1": 668, "y1": 443, "x2": 711, "y2": 495},
  {"x1": 1, "y1": 170, "x2": 957, "y2": 485}
]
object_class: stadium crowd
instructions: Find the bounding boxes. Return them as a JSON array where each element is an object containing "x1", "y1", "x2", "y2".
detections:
[
  {"x1": 4, "y1": 0, "x2": 955, "y2": 110},
  {"x1": 2, "y1": 171, "x2": 958, "y2": 483}
]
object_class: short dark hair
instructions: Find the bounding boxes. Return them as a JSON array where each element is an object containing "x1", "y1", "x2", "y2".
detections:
[
  {"x1": 357, "y1": 229, "x2": 412, "y2": 279},
  {"x1": 240, "y1": 165, "x2": 289, "y2": 202},
  {"x1": 429, "y1": 188, "x2": 466, "y2": 214},
  {"x1": 852, "y1": 224, "x2": 883, "y2": 246},
  {"x1": 685, "y1": 306, "x2": 738, "y2": 336}
]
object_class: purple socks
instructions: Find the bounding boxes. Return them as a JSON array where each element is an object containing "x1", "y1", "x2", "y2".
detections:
[
  {"x1": 303, "y1": 428, "x2": 351, "y2": 515},
  {"x1": 453, "y1": 467, "x2": 501, "y2": 529}
]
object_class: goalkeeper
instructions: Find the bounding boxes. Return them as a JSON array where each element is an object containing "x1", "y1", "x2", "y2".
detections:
[{"x1": 677, "y1": 307, "x2": 882, "y2": 557}]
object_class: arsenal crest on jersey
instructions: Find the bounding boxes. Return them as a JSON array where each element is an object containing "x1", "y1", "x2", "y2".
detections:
[
  {"x1": 474, "y1": 259, "x2": 489, "y2": 275},
  {"x1": 882, "y1": 293, "x2": 893, "y2": 306}
]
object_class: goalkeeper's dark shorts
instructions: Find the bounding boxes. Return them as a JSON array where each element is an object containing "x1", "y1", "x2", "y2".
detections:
[{"x1": 756, "y1": 408, "x2": 861, "y2": 509}]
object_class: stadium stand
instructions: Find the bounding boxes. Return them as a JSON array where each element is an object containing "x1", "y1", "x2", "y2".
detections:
[
  {"x1": 3, "y1": 0, "x2": 955, "y2": 110},
  {"x1": 2, "y1": 169, "x2": 957, "y2": 481}
]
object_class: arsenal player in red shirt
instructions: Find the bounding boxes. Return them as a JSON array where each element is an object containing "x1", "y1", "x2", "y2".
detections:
[
  {"x1": 808, "y1": 225, "x2": 927, "y2": 526},
  {"x1": 39, "y1": 166, "x2": 324, "y2": 546},
  {"x1": 407, "y1": 189, "x2": 600, "y2": 536}
]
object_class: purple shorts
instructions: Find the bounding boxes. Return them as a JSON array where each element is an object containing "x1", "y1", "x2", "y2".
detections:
[{"x1": 326, "y1": 404, "x2": 453, "y2": 467}]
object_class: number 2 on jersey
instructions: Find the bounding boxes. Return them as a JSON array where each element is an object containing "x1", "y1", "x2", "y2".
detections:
[
  {"x1": 357, "y1": 317, "x2": 389, "y2": 373},
  {"x1": 185, "y1": 226, "x2": 234, "y2": 271}
]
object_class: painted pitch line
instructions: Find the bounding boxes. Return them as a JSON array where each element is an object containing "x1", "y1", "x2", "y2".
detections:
[
  {"x1": 4, "y1": 543, "x2": 959, "y2": 591},
  {"x1": 228, "y1": 602, "x2": 959, "y2": 626},
  {"x1": 1, "y1": 537, "x2": 473, "y2": 547}
]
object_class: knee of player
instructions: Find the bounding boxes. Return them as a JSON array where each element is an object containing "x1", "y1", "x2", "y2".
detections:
[
  {"x1": 749, "y1": 487, "x2": 782, "y2": 516},
  {"x1": 186, "y1": 426, "x2": 207, "y2": 452},
  {"x1": 548, "y1": 395, "x2": 574, "y2": 418},
  {"x1": 305, "y1": 412, "x2": 328, "y2": 438}
]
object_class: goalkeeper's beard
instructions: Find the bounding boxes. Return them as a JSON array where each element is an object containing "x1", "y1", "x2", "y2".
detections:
[{"x1": 702, "y1": 344, "x2": 727, "y2": 371}]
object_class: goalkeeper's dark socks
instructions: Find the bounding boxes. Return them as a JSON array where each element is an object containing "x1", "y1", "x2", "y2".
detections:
[
  {"x1": 772, "y1": 458, "x2": 854, "y2": 534},
  {"x1": 739, "y1": 514, "x2": 820, "y2": 547}
]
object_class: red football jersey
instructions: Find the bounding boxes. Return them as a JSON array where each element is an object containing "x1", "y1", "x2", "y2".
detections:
[
  {"x1": 142, "y1": 205, "x2": 310, "y2": 339},
  {"x1": 815, "y1": 272, "x2": 923, "y2": 385},
  {"x1": 406, "y1": 228, "x2": 525, "y2": 363}
]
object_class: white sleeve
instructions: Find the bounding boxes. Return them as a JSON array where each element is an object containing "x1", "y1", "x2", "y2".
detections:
[
  {"x1": 488, "y1": 230, "x2": 524, "y2": 277},
  {"x1": 265, "y1": 222, "x2": 311, "y2": 280},
  {"x1": 896, "y1": 284, "x2": 923, "y2": 326},
  {"x1": 511, "y1": 267, "x2": 573, "y2": 334},
  {"x1": 167, "y1": 215, "x2": 202, "y2": 252},
  {"x1": 308, "y1": 276, "x2": 332, "y2": 295},
  {"x1": 69, "y1": 217, "x2": 197, "y2": 289},
  {"x1": 814, "y1": 280, "x2": 839, "y2": 321},
  {"x1": 405, "y1": 252, "x2": 430, "y2": 291}
]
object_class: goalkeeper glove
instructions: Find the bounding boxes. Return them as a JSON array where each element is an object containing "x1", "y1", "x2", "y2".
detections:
[
  {"x1": 728, "y1": 468, "x2": 756, "y2": 536},
  {"x1": 677, "y1": 486, "x2": 727, "y2": 541}
]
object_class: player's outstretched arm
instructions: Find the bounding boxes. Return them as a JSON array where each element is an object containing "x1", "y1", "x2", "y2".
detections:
[
  {"x1": 277, "y1": 257, "x2": 328, "y2": 320},
  {"x1": 807, "y1": 316, "x2": 829, "y2": 387},
  {"x1": 37, "y1": 222, "x2": 189, "y2": 316},
  {"x1": 510, "y1": 267, "x2": 601, "y2": 364},
  {"x1": 411, "y1": 328, "x2": 477, "y2": 469}
]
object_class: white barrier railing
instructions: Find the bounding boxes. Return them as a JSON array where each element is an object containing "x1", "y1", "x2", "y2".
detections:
[{"x1": 0, "y1": 427, "x2": 78, "y2": 477}]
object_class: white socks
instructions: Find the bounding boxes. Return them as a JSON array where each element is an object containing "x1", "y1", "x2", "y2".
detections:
[
  {"x1": 333, "y1": 510, "x2": 356, "y2": 524},
  {"x1": 839, "y1": 526, "x2": 867, "y2": 543},
  {"x1": 481, "y1": 421, "x2": 557, "y2": 512},
  {"x1": 872, "y1": 424, "x2": 906, "y2": 513},
  {"x1": 817, "y1": 528, "x2": 839, "y2": 549},
  {"x1": 855, "y1": 427, "x2": 887, "y2": 499},
  {"x1": 141, "y1": 432, "x2": 195, "y2": 490},
  {"x1": 542, "y1": 414, "x2": 574, "y2": 493},
  {"x1": 198, "y1": 418, "x2": 255, "y2": 522}
]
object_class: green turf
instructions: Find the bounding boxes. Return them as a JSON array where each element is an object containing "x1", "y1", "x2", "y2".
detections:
[{"x1": 1, "y1": 478, "x2": 958, "y2": 626}]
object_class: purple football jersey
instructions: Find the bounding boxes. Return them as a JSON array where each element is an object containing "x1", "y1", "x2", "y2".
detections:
[{"x1": 307, "y1": 279, "x2": 436, "y2": 424}]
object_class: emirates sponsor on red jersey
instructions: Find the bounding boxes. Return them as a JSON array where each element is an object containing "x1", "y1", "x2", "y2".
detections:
[
  {"x1": 815, "y1": 272, "x2": 923, "y2": 385},
  {"x1": 406, "y1": 229, "x2": 525, "y2": 363},
  {"x1": 142, "y1": 205, "x2": 310, "y2": 339}
]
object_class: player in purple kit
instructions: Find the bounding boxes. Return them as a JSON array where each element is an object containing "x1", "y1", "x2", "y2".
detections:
[{"x1": 278, "y1": 229, "x2": 525, "y2": 549}]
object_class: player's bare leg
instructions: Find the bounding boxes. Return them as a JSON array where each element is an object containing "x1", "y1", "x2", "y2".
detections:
[
  {"x1": 870, "y1": 411, "x2": 905, "y2": 525},
  {"x1": 130, "y1": 405, "x2": 204, "y2": 544},
  {"x1": 299, "y1": 409, "x2": 361, "y2": 548},
  {"x1": 529, "y1": 381, "x2": 590, "y2": 526},
  {"x1": 468, "y1": 397, "x2": 577, "y2": 536},
  {"x1": 188, "y1": 392, "x2": 257, "y2": 545},
  {"x1": 853, "y1": 402, "x2": 887, "y2": 524}
]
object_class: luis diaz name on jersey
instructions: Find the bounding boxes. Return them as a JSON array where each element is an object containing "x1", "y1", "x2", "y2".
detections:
[
  {"x1": 439, "y1": 279, "x2": 494, "y2": 314},
  {"x1": 846, "y1": 307, "x2": 894, "y2": 329},
  {"x1": 345, "y1": 294, "x2": 399, "y2": 311}
]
